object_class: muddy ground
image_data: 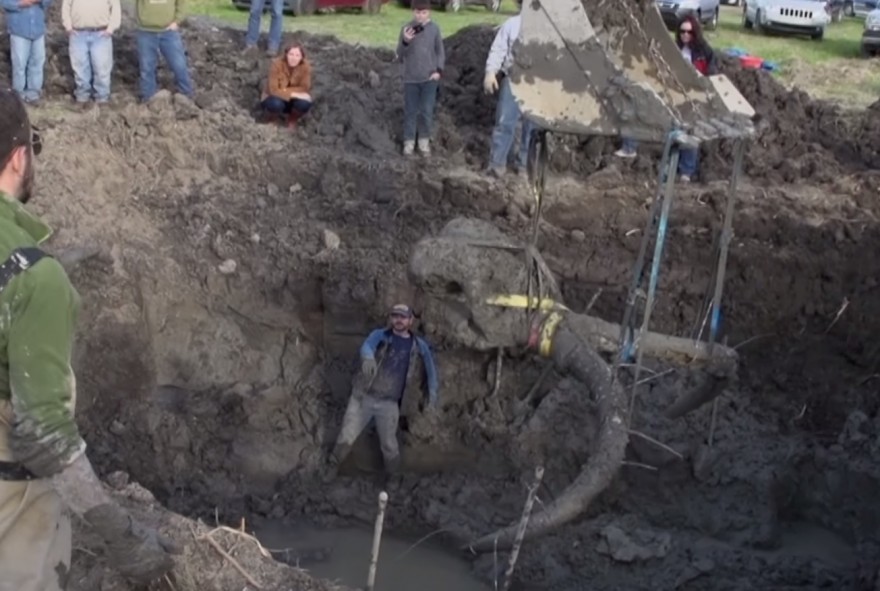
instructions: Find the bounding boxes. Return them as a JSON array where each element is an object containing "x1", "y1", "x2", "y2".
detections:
[{"x1": 2, "y1": 7, "x2": 880, "y2": 591}]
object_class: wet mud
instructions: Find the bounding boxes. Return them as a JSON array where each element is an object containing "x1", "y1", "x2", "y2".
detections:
[{"x1": 0, "y1": 9, "x2": 878, "y2": 591}]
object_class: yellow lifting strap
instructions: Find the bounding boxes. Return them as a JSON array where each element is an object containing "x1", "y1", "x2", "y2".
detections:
[
  {"x1": 484, "y1": 294, "x2": 570, "y2": 312},
  {"x1": 485, "y1": 294, "x2": 568, "y2": 357}
]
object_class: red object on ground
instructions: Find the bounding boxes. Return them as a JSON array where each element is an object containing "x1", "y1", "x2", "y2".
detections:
[{"x1": 739, "y1": 55, "x2": 764, "y2": 70}]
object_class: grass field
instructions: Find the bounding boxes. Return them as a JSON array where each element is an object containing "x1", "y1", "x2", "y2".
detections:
[{"x1": 187, "y1": 0, "x2": 880, "y2": 106}]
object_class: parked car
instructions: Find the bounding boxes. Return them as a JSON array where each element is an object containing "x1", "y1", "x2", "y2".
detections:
[
  {"x1": 654, "y1": 0, "x2": 721, "y2": 30},
  {"x1": 232, "y1": 0, "x2": 388, "y2": 16},
  {"x1": 862, "y1": 7, "x2": 880, "y2": 53},
  {"x1": 742, "y1": 0, "x2": 834, "y2": 39},
  {"x1": 397, "y1": 0, "x2": 500, "y2": 10},
  {"x1": 722, "y1": 0, "x2": 742, "y2": 6},
  {"x1": 845, "y1": 0, "x2": 879, "y2": 16}
]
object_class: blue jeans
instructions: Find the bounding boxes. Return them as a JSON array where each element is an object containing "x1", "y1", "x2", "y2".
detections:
[
  {"x1": 489, "y1": 75, "x2": 535, "y2": 170},
  {"x1": 136, "y1": 29, "x2": 194, "y2": 101},
  {"x1": 262, "y1": 96, "x2": 312, "y2": 114},
  {"x1": 69, "y1": 31, "x2": 113, "y2": 102},
  {"x1": 9, "y1": 35, "x2": 45, "y2": 102},
  {"x1": 245, "y1": 0, "x2": 284, "y2": 51},
  {"x1": 621, "y1": 137, "x2": 699, "y2": 178},
  {"x1": 403, "y1": 80, "x2": 438, "y2": 142}
]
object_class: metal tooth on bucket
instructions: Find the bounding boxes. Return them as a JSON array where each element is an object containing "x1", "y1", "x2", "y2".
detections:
[{"x1": 509, "y1": 0, "x2": 756, "y2": 143}]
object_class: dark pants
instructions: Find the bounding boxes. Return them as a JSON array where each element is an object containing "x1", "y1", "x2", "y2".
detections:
[
  {"x1": 403, "y1": 80, "x2": 438, "y2": 142},
  {"x1": 262, "y1": 96, "x2": 312, "y2": 115}
]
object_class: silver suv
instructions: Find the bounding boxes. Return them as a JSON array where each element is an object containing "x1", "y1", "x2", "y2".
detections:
[{"x1": 654, "y1": 0, "x2": 722, "y2": 30}]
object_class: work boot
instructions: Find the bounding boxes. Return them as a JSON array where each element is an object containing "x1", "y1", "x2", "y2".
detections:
[
  {"x1": 331, "y1": 443, "x2": 352, "y2": 467},
  {"x1": 286, "y1": 111, "x2": 303, "y2": 129},
  {"x1": 403, "y1": 140, "x2": 415, "y2": 156},
  {"x1": 384, "y1": 455, "x2": 402, "y2": 476},
  {"x1": 485, "y1": 165, "x2": 505, "y2": 179},
  {"x1": 417, "y1": 138, "x2": 431, "y2": 156}
]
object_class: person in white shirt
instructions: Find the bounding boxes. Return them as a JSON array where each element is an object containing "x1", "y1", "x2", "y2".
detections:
[{"x1": 482, "y1": 0, "x2": 535, "y2": 179}]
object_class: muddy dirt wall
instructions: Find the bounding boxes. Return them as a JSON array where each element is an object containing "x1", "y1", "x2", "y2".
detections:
[{"x1": 0, "y1": 14, "x2": 879, "y2": 591}]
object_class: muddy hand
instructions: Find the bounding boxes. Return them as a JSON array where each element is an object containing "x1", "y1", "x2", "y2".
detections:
[
  {"x1": 84, "y1": 503, "x2": 176, "y2": 584},
  {"x1": 361, "y1": 357, "x2": 377, "y2": 378}
]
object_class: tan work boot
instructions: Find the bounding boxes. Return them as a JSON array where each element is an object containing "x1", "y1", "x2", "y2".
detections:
[
  {"x1": 403, "y1": 140, "x2": 415, "y2": 156},
  {"x1": 417, "y1": 138, "x2": 431, "y2": 155}
]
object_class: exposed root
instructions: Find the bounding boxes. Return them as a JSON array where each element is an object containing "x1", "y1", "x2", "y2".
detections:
[{"x1": 196, "y1": 526, "x2": 269, "y2": 589}]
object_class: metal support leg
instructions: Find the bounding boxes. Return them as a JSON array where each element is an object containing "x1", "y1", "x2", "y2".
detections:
[
  {"x1": 616, "y1": 130, "x2": 686, "y2": 371},
  {"x1": 707, "y1": 138, "x2": 746, "y2": 353},
  {"x1": 626, "y1": 145, "x2": 680, "y2": 417}
]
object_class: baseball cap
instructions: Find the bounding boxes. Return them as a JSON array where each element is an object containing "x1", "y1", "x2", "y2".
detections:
[
  {"x1": 389, "y1": 304, "x2": 413, "y2": 318},
  {"x1": 0, "y1": 88, "x2": 35, "y2": 165}
]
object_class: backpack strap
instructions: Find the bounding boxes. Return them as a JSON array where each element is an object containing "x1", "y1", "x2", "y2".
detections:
[{"x1": 0, "y1": 247, "x2": 47, "y2": 294}]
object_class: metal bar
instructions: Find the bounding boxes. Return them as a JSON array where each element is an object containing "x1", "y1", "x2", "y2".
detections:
[
  {"x1": 501, "y1": 466, "x2": 545, "y2": 591},
  {"x1": 707, "y1": 138, "x2": 746, "y2": 353},
  {"x1": 627, "y1": 145, "x2": 680, "y2": 418},
  {"x1": 616, "y1": 132, "x2": 677, "y2": 367}
]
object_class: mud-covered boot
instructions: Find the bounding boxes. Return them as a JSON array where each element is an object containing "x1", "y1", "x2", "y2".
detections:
[
  {"x1": 286, "y1": 111, "x2": 303, "y2": 129},
  {"x1": 417, "y1": 138, "x2": 431, "y2": 156},
  {"x1": 329, "y1": 443, "x2": 352, "y2": 474},
  {"x1": 402, "y1": 140, "x2": 415, "y2": 156}
]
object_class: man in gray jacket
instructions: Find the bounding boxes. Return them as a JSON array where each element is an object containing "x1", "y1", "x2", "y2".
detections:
[{"x1": 396, "y1": 0, "x2": 444, "y2": 157}]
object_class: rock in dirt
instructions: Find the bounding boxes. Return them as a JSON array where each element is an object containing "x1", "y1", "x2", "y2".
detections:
[
  {"x1": 218, "y1": 259, "x2": 237, "y2": 274},
  {"x1": 596, "y1": 524, "x2": 672, "y2": 563}
]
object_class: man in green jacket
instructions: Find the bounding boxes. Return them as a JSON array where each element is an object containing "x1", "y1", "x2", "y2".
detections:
[
  {"x1": 134, "y1": 0, "x2": 193, "y2": 102},
  {"x1": 0, "y1": 88, "x2": 175, "y2": 589}
]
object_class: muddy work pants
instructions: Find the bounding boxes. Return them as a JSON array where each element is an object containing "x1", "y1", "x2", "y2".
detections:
[
  {"x1": 0, "y1": 399, "x2": 70, "y2": 591},
  {"x1": 334, "y1": 395, "x2": 401, "y2": 473}
]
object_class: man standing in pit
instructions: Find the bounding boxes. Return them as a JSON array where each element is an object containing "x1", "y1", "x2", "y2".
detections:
[
  {"x1": 62, "y1": 0, "x2": 122, "y2": 106},
  {"x1": 0, "y1": 88, "x2": 175, "y2": 590},
  {"x1": 332, "y1": 304, "x2": 439, "y2": 475},
  {"x1": 483, "y1": 0, "x2": 535, "y2": 179}
]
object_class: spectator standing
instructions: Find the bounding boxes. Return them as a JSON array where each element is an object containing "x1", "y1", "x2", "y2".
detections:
[
  {"x1": 483, "y1": 0, "x2": 534, "y2": 179},
  {"x1": 614, "y1": 14, "x2": 718, "y2": 183},
  {"x1": 243, "y1": 0, "x2": 283, "y2": 57},
  {"x1": 134, "y1": 0, "x2": 194, "y2": 102},
  {"x1": 396, "y1": 0, "x2": 444, "y2": 156},
  {"x1": 260, "y1": 43, "x2": 313, "y2": 127},
  {"x1": 62, "y1": 0, "x2": 121, "y2": 107},
  {"x1": 1, "y1": 0, "x2": 52, "y2": 105}
]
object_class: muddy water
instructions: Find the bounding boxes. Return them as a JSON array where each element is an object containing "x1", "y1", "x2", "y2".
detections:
[{"x1": 254, "y1": 521, "x2": 492, "y2": 591}]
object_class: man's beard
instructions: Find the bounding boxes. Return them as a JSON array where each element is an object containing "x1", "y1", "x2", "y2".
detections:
[{"x1": 18, "y1": 151, "x2": 34, "y2": 204}]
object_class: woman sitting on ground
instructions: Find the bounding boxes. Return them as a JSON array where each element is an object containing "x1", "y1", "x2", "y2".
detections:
[{"x1": 261, "y1": 43, "x2": 313, "y2": 127}]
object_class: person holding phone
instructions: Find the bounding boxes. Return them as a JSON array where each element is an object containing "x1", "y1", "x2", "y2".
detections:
[{"x1": 396, "y1": 0, "x2": 445, "y2": 157}]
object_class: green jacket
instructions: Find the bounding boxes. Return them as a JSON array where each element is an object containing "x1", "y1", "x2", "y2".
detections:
[
  {"x1": 135, "y1": 0, "x2": 184, "y2": 31},
  {"x1": 0, "y1": 193, "x2": 85, "y2": 477}
]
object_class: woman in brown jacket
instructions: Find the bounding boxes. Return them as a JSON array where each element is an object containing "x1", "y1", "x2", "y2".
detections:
[{"x1": 261, "y1": 43, "x2": 312, "y2": 126}]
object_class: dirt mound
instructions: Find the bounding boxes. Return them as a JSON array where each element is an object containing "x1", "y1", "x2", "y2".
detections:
[{"x1": 0, "y1": 15, "x2": 880, "y2": 591}]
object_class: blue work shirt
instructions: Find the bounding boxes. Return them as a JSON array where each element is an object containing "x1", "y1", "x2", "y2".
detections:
[
  {"x1": 360, "y1": 328, "x2": 439, "y2": 405},
  {"x1": 1, "y1": 0, "x2": 52, "y2": 40}
]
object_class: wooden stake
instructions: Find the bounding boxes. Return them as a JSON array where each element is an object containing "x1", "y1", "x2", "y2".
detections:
[
  {"x1": 501, "y1": 466, "x2": 544, "y2": 591},
  {"x1": 366, "y1": 491, "x2": 389, "y2": 591}
]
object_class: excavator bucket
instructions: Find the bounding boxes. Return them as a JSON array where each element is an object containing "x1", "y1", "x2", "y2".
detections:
[{"x1": 510, "y1": 0, "x2": 756, "y2": 143}]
